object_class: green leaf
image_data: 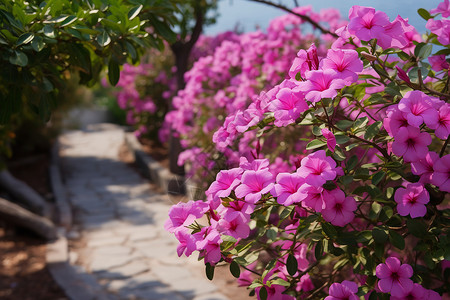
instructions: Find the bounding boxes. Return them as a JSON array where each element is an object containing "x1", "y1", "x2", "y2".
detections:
[
  {"x1": 128, "y1": 5, "x2": 143, "y2": 20},
  {"x1": 108, "y1": 59, "x2": 120, "y2": 86},
  {"x1": 364, "y1": 121, "x2": 383, "y2": 140},
  {"x1": 418, "y1": 8, "x2": 431, "y2": 20},
  {"x1": 230, "y1": 261, "x2": 240, "y2": 278},
  {"x1": 286, "y1": 254, "x2": 298, "y2": 276},
  {"x1": 346, "y1": 155, "x2": 358, "y2": 171},
  {"x1": 372, "y1": 227, "x2": 388, "y2": 244},
  {"x1": 353, "y1": 117, "x2": 368, "y2": 130},
  {"x1": 150, "y1": 17, "x2": 176, "y2": 43},
  {"x1": 43, "y1": 25, "x2": 55, "y2": 38},
  {"x1": 418, "y1": 44, "x2": 433, "y2": 60},
  {"x1": 205, "y1": 263, "x2": 215, "y2": 280},
  {"x1": 266, "y1": 228, "x2": 278, "y2": 241},
  {"x1": 315, "y1": 239, "x2": 324, "y2": 260},
  {"x1": 259, "y1": 286, "x2": 268, "y2": 300},
  {"x1": 97, "y1": 31, "x2": 111, "y2": 47},
  {"x1": 306, "y1": 139, "x2": 326, "y2": 150},
  {"x1": 31, "y1": 36, "x2": 45, "y2": 52},
  {"x1": 339, "y1": 175, "x2": 353, "y2": 185},
  {"x1": 322, "y1": 222, "x2": 337, "y2": 239},
  {"x1": 389, "y1": 230, "x2": 405, "y2": 250},
  {"x1": 407, "y1": 219, "x2": 428, "y2": 238},
  {"x1": 9, "y1": 51, "x2": 28, "y2": 67},
  {"x1": 61, "y1": 15, "x2": 77, "y2": 27},
  {"x1": 336, "y1": 119, "x2": 353, "y2": 130},
  {"x1": 271, "y1": 278, "x2": 290, "y2": 287},
  {"x1": 372, "y1": 171, "x2": 386, "y2": 185},
  {"x1": 335, "y1": 135, "x2": 350, "y2": 144},
  {"x1": 279, "y1": 206, "x2": 294, "y2": 220},
  {"x1": 16, "y1": 32, "x2": 34, "y2": 46}
]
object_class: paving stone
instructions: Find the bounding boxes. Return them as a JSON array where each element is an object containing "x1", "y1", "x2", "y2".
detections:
[
  {"x1": 169, "y1": 277, "x2": 217, "y2": 299},
  {"x1": 150, "y1": 264, "x2": 193, "y2": 283},
  {"x1": 193, "y1": 293, "x2": 229, "y2": 300},
  {"x1": 132, "y1": 240, "x2": 178, "y2": 260},
  {"x1": 91, "y1": 245, "x2": 132, "y2": 256},
  {"x1": 97, "y1": 260, "x2": 149, "y2": 279},
  {"x1": 87, "y1": 236, "x2": 127, "y2": 248},
  {"x1": 89, "y1": 254, "x2": 133, "y2": 272}
]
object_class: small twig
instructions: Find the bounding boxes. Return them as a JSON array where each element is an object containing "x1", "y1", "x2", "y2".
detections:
[
  {"x1": 246, "y1": 0, "x2": 338, "y2": 38},
  {"x1": 440, "y1": 136, "x2": 449, "y2": 157}
]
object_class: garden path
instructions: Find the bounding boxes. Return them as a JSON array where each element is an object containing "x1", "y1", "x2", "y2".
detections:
[{"x1": 58, "y1": 124, "x2": 228, "y2": 300}]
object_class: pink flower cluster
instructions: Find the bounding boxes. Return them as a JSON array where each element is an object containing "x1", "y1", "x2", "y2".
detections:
[{"x1": 384, "y1": 90, "x2": 450, "y2": 192}]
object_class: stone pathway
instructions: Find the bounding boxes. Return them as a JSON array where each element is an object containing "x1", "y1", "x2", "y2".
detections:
[{"x1": 58, "y1": 124, "x2": 228, "y2": 300}]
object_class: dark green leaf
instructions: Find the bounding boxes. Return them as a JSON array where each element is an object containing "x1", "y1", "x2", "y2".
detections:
[
  {"x1": 418, "y1": 8, "x2": 431, "y2": 20},
  {"x1": 230, "y1": 261, "x2": 240, "y2": 278},
  {"x1": 389, "y1": 230, "x2": 405, "y2": 250},
  {"x1": 312, "y1": 126, "x2": 322, "y2": 136},
  {"x1": 353, "y1": 117, "x2": 368, "y2": 130},
  {"x1": 279, "y1": 206, "x2": 294, "y2": 220},
  {"x1": 97, "y1": 31, "x2": 111, "y2": 47},
  {"x1": 108, "y1": 59, "x2": 120, "y2": 86},
  {"x1": 407, "y1": 219, "x2": 428, "y2": 238},
  {"x1": 16, "y1": 33, "x2": 34, "y2": 46},
  {"x1": 205, "y1": 263, "x2": 215, "y2": 280},
  {"x1": 259, "y1": 286, "x2": 268, "y2": 300},
  {"x1": 372, "y1": 227, "x2": 388, "y2": 244},
  {"x1": 266, "y1": 228, "x2": 277, "y2": 241},
  {"x1": 339, "y1": 175, "x2": 353, "y2": 185},
  {"x1": 346, "y1": 155, "x2": 358, "y2": 171},
  {"x1": 315, "y1": 239, "x2": 324, "y2": 260},
  {"x1": 322, "y1": 222, "x2": 337, "y2": 239},
  {"x1": 364, "y1": 121, "x2": 383, "y2": 140},
  {"x1": 418, "y1": 44, "x2": 433, "y2": 59},
  {"x1": 286, "y1": 254, "x2": 298, "y2": 276},
  {"x1": 31, "y1": 36, "x2": 45, "y2": 52},
  {"x1": 150, "y1": 17, "x2": 176, "y2": 43},
  {"x1": 306, "y1": 139, "x2": 326, "y2": 150},
  {"x1": 372, "y1": 171, "x2": 385, "y2": 185},
  {"x1": 128, "y1": 5, "x2": 143, "y2": 20},
  {"x1": 61, "y1": 15, "x2": 77, "y2": 27},
  {"x1": 335, "y1": 135, "x2": 350, "y2": 144},
  {"x1": 336, "y1": 119, "x2": 353, "y2": 130},
  {"x1": 9, "y1": 51, "x2": 28, "y2": 67},
  {"x1": 43, "y1": 25, "x2": 55, "y2": 38}
]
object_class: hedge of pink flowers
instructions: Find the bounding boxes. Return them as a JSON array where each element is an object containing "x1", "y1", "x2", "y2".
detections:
[
  {"x1": 166, "y1": 3, "x2": 449, "y2": 300},
  {"x1": 163, "y1": 6, "x2": 345, "y2": 189}
]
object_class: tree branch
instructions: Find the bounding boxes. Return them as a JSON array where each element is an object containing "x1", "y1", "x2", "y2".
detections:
[{"x1": 246, "y1": 0, "x2": 338, "y2": 38}]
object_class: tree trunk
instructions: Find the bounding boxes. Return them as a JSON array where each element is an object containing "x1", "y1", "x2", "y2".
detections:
[
  {"x1": 0, "y1": 197, "x2": 57, "y2": 240},
  {"x1": 0, "y1": 169, "x2": 52, "y2": 218}
]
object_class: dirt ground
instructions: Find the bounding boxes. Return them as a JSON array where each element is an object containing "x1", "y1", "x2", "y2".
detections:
[{"x1": 0, "y1": 153, "x2": 68, "y2": 300}]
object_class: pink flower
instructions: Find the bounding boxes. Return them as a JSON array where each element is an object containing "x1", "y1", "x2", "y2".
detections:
[
  {"x1": 206, "y1": 168, "x2": 243, "y2": 201},
  {"x1": 396, "y1": 66, "x2": 411, "y2": 84},
  {"x1": 289, "y1": 44, "x2": 319, "y2": 80},
  {"x1": 431, "y1": 0, "x2": 450, "y2": 17},
  {"x1": 271, "y1": 172, "x2": 308, "y2": 206},
  {"x1": 395, "y1": 182, "x2": 429, "y2": 218},
  {"x1": 376, "y1": 257, "x2": 414, "y2": 297},
  {"x1": 235, "y1": 169, "x2": 274, "y2": 204},
  {"x1": 411, "y1": 151, "x2": 439, "y2": 184},
  {"x1": 391, "y1": 283, "x2": 426, "y2": 300},
  {"x1": 325, "y1": 280, "x2": 359, "y2": 300},
  {"x1": 431, "y1": 154, "x2": 450, "y2": 193},
  {"x1": 196, "y1": 227, "x2": 223, "y2": 265},
  {"x1": 321, "y1": 128, "x2": 336, "y2": 152},
  {"x1": 302, "y1": 185, "x2": 327, "y2": 212},
  {"x1": 297, "y1": 69, "x2": 346, "y2": 103},
  {"x1": 428, "y1": 55, "x2": 450, "y2": 72},
  {"x1": 321, "y1": 49, "x2": 363, "y2": 84},
  {"x1": 174, "y1": 230, "x2": 198, "y2": 257},
  {"x1": 426, "y1": 19, "x2": 450, "y2": 45},
  {"x1": 217, "y1": 212, "x2": 250, "y2": 239},
  {"x1": 397, "y1": 91, "x2": 439, "y2": 128},
  {"x1": 347, "y1": 6, "x2": 390, "y2": 42},
  {"x1": 239, "y1": 157, "x2": 270, "y2": 171},
  {"x1": 391, "y1": 126, "x2": 431, "y2": 162},
  {"x1": 269, "y1": 88, "x2": 308, "y2": 127},
  {"x1": 427, "y1": 103, "x2": 450, "y2": 140},
  {"x1": 297, "y1": 150, "x2": 337, "y2": 186},
  {"x1": 383, "y1": 106, "x2": 409, "y2": 137},
  {"x1": 165, "y1": 201, "x2": 210, "y2": 233},
  {"x1": 322, "y1": 189, "x2": 357, "y2": 227},
  {"x1": 425, "y1": 289, "x2": 442, "y2": 300},
  {"x1": 234, "y1": 108, "x2": 263, "y2": 133}
]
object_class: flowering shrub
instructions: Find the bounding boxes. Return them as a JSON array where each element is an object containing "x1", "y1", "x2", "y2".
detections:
[
  {"x1": 166, "y1": 3, "x2": 450, "y2": 300},
  {"x1": 164, "y1": 6, "x2": 346, "y2": 190}
]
